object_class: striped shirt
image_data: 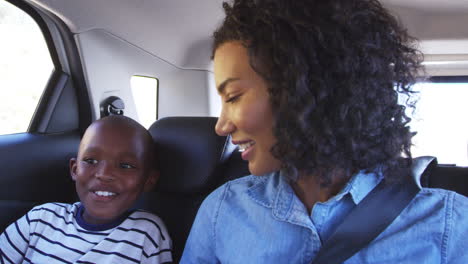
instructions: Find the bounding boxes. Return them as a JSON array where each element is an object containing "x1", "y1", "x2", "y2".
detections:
[{"x1": 0, "y1": 202, "x2": 172, "y2": 263}]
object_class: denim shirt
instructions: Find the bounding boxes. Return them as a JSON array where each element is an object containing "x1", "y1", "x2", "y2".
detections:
[{"x1": 180, "y1": 170, "x2": 468, "y2": 264}]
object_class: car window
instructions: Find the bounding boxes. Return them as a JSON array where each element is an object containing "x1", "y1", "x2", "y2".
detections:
[
  {"x1": 0, "y1": 1, "x2": 54, "y2": 135},
  {"x1": 409, "y1": 80, "x2": 468, "y2": 166},
  {"x1": 130, "y1": 75, "x2": 158, "y2": 129}
]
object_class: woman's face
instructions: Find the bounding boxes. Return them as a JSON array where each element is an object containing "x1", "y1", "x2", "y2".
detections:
[{"x1": 214, "y1": 41, "x2": 281, "y2": 176}]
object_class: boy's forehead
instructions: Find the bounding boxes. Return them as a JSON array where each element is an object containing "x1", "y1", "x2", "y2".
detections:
[
  {"x1": 79, "y1": 121, "x2": 147, "y2": 153},
  {"x1": 85, "y1": 121, "x2": 136, "y2": 138}
]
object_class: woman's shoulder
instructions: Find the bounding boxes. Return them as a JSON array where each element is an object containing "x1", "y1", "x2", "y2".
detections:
[
  {"x1": 417, "y1": 187, "x2": 467, "y2": 204},
  {"x1": 208, "y1": 174, "x2": 273, "y2": 198},
  {"x1": 419, "y1": 187, "x2": 467, "y2": 206},
  {"x1": 226, "y1": 174, "x2": 269, "y2": 189},
  {"x1": 407, "y1": 187, "x2": 468, "y2": 223},
  {"x1": 201, "y1": 172, "x2": 280, "y2": 214}
]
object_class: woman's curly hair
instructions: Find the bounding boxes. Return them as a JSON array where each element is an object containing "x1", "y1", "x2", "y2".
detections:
[{"x1": 213, "y1": 0, "x2": 423, "y2": 184}]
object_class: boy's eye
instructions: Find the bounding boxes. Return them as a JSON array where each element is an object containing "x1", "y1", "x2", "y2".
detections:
[
  {"x1": 83, "y1": 158, "x2": 97, "y2": 164},
  {"x1": 120, "y1": 163, "x2": 136, "y2": 169}
]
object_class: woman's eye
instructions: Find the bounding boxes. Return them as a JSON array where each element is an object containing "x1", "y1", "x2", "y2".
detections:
[
  {"x1": 83, "y1": 158, "x2": 97, "y2": 164},
  {"x1": 120, "y1": 163, "x2": 136, "y2": 169},
  {"x1": 226, "y1": 94, "x2": 240, "y2": 103}
]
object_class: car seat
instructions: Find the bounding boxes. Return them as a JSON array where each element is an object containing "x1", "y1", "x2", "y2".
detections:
[
  {"x1": 137, "y1": 116, "x2": 250, "y2": 262},
  {"x1": 419, "y1": 158, "x2": 468, "y2": 197}
]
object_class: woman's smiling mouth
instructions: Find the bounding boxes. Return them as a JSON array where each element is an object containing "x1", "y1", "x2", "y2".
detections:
[
  {"x1": 233, "y1": 140, "x2": 256, "y2": 161},
  {"x1": 236, "y1": 140, "x2": 255, "y2": 152}
]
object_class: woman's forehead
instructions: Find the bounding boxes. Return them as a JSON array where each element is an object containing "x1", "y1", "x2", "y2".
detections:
[
  {"x1": 214, "y1": 42, "x2": 256, "y2": 81},
  {"x1": 214, "y1": 42, "x2": 249, "y2": 67}
]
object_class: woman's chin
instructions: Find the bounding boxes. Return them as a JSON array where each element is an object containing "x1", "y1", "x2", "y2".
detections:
[{"x1": 248, "y1": 163, "x2": 279, "y2": 176}]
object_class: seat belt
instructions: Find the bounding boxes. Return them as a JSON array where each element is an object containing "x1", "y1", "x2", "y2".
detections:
[{"x1": 312, "y1": 174, "x2": 420, "y2": 264}]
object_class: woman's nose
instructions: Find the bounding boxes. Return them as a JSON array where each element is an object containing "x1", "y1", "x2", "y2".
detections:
[{"x1": 215, "y1": 111, "x2": 234, "y2": 136}]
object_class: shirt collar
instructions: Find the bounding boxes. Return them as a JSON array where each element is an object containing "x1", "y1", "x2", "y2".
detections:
[
  {"x1": 273, "y1": 171, "x2": 296, "y2": 221},
  {"x1": 343, "y1": 169, "x2": 383, "y2": 204},
  {"x1": 75, "y1": 203, "x2": 133, "y2": 231},
  {"x1": 246, "y1": 171, "x2": 301, "y2": 221},
  {"x1": 247, "y1": 168, "x2": 383, "y2": 220},
  {"x1": 246, "y1": 171, "x2": 283, "y2": 209}
]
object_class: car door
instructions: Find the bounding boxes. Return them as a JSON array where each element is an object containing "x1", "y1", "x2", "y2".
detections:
[{"x1": 0, "y1": 0, "x2": 91, "y2": 231}]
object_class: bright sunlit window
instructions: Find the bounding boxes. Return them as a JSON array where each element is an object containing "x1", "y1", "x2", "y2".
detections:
[
  {"x1": 0, "y1": 1, "x2": 54, "y2": 135},
  {"x1": 130, "y1": 75, "x2": 158, "y2": 129},
  {"x1": 408, "y1": 81, "x2": 468, "y2": 166}
]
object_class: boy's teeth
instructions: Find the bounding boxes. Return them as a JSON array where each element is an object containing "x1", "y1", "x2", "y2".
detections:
[
  {"x1": 238, "y1": 141, "x2": 255, "y2": 152},
  {"x1": 95, "y1": 191, "x2": 116, "y2": 197}
]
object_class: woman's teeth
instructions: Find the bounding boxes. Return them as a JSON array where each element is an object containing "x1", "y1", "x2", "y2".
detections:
[
  {"x1": 94, "y1": 191, "x2": 116, "y2": 197},
  {"x1": 238, "y1": 141, "x2": 255, "y2": 152}
]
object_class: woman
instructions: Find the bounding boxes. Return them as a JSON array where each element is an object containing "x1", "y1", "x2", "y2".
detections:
[{"x1": 181, "y1": 0, "x2": 468, "y2": 263}]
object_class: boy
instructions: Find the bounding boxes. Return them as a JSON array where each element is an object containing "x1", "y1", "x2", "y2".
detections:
[{"x1": 0, "y1": 115, "x2": 172, "y2": 263}]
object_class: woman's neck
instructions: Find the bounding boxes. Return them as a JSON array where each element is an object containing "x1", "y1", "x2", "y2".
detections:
[{"x1": 291, "y1": 171, "x2": 348, "y2": 213}]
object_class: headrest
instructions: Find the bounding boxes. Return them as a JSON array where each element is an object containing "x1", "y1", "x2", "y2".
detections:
[{"x1": 149, "y1": 116, "x2": 232, "y2": 194}]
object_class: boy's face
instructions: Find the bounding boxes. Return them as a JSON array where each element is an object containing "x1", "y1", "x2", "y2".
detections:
[{"x1": 70, "y1": 121, "x2": 157, "y2": 225}]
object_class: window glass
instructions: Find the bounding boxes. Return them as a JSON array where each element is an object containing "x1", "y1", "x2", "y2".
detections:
[
  {"x1": 408, "y1": 81, "x2": 468, "y2": 166},
  {"x1": 131, "y1": 76, "x2": 158, "y2": 129},
  {"x1": 0, "y1": 1, "x2": 54, "y2": 135}
]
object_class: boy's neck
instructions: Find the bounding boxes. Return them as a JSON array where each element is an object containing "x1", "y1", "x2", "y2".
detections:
[{"x1": 75, "y1": 203, "x2": 132, "y2": 231}]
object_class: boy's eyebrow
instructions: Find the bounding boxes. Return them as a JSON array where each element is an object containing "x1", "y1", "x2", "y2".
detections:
[
  {"x1": 81, "y1": 146, "x2": 99, "y2": 154},
  {"x1": 217, "y1": 78, "x2": 240, "y2": 94},
  {"x1": 80, "y1": 147, "x2": 139, "y2": 160},
  {"x1": 119, "y1": 152, "x2": 140, "y2": 160}
]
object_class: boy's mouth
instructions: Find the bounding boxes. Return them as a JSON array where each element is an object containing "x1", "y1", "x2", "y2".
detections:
[{"x1": 93, "y1": 191, "x2": 117, "y2": 197}]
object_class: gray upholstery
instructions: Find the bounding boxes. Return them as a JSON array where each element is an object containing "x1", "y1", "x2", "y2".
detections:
[{"x1": 137, "y1": 116, "x2": 249, "y2": 262}]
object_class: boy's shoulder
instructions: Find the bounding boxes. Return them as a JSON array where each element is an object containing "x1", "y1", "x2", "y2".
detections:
[
  {"x1": 35, "y1": 202, "x2": 77, "y2": 210},
  {"x1": 28, "y1": 202, "x2": 78, "y2": 217},
  {"x1": 123, "y1": 209, "x2": 171, "y2": 239},
  {"x1": 126, "y1": 209, "x2": 167, "y2": 227}
]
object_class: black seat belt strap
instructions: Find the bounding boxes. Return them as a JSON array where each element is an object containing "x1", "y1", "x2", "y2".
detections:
[{"x1": 312, "y1": 177, "x2": 420, "y2": 264}]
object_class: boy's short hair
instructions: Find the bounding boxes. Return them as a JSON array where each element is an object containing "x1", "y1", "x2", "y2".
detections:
[{"x1": 88, "y1": 115, "x2": 158, "y2": 171}]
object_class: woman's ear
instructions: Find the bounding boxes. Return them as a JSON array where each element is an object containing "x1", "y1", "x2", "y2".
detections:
[
  {"x1": 70, "y1": 158, "x2": 78, "y2": 181},
  {"x1": 144, "y1": 169, "x2": 159, "y2": 192}
]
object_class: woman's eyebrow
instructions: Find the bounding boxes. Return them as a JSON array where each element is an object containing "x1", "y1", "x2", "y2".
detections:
[{"x1": 217, "y1": 78, "x2": 240, "y2": 94}]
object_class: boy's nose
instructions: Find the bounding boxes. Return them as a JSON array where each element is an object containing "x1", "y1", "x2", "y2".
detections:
[{"x1": 95, "y1": 162, "x2": 115, "y2": 182}]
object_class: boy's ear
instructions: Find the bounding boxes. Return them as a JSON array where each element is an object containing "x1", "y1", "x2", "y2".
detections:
[
  {"x1": 70, "y1": 158, "x2": 78, "y2": 181},
  {"x1": 143, "y1": 169, "x2": 159, "y2": 192}
]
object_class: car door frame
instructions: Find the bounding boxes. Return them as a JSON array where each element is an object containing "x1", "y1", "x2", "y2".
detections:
[{"x1": 0, "y1": 0, "x2": 92, "y2": 231}]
